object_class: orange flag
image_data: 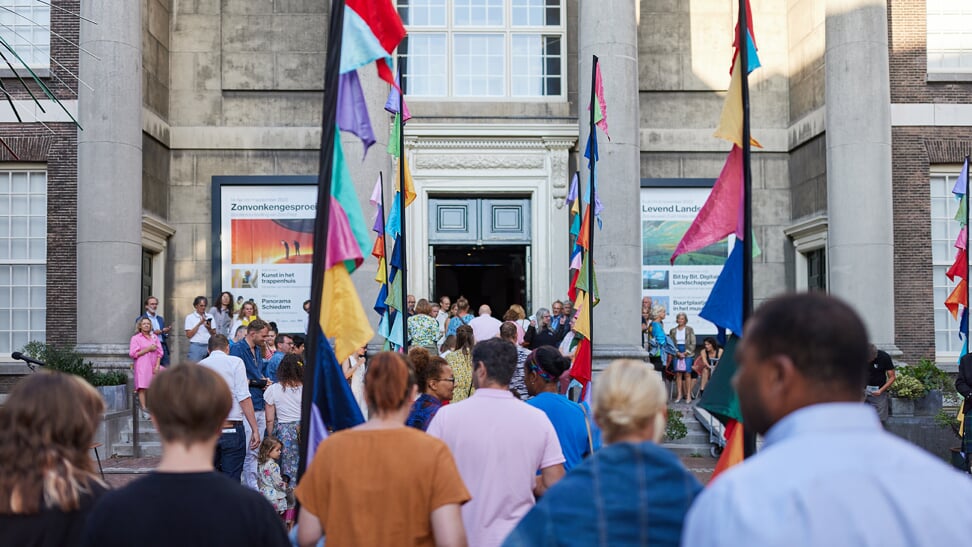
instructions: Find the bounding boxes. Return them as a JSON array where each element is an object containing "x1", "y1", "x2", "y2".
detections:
[
  {"x1": 714, "y1": 52, "x2": 762, "y2": 149},
  {"x1": 709, "y1": 419, "x2": 745, "y2": 483},
  {"x1": 946, "y1": 279, "x2": 968, "y2": 320}
]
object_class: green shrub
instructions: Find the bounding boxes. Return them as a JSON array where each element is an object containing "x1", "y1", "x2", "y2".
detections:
[
  {"x1": 21, "y1": 341, "x2": 127, "y2": 386},
  {"x1": 667, "y1": 409, "x2": 688, "y2": 441},
  {"x1": 890, "y1": 375, "x2": 926, "y2": 400},
  {"x1": 898, "y1": 359, "x2": 955, "y2": 395}
]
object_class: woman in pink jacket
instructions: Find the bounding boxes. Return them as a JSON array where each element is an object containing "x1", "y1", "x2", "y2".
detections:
[{"x1": 130, "y1": 317, "x2": 163, "y2": 418}]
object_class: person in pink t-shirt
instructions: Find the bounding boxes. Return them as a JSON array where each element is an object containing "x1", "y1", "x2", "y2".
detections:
[{"x1": 428, "y1": 338, "x2": 565, "y2": 547}]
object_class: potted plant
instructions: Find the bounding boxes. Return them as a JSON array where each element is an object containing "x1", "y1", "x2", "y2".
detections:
[
  {"x1": 889, "y1": 375, "x2": 925, "y2": 417},
  {"x1": 896, "y1": 359, "x2": 954, "y2": 416},
  {"x1": 21, "y1": 341, "x2": 130, "y2": 411}
]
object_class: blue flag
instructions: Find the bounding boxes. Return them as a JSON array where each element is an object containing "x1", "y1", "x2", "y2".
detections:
[
  {"x1": 699, "y1": 241, "x2": 744, "y2": 335},
  {"x1": 307, "y1": 334, "x2": 364, "y2": 462}
]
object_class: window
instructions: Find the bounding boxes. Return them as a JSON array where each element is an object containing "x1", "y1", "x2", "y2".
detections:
[
  {"x1": 0, "y1": 0, "x2": 51, "y2": 69},
  {"x1": 0, "y1": 169, "x2": 46, "y2": 353},
  {"x1": 398, "y1": 0, "x2": 565, "y2": 98},
  {"x1": 927, "y1": 0, "x2": 972, "y2": 73},
  {"x1": 932, "y1": 171, "x2": 968, "y2": 357}
]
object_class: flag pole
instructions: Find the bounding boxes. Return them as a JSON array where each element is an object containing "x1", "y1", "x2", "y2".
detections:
[
  {"x1": 739, "y1": 0, "x2": 756, "y2": 459},
  {"x1": 587, "y1": 55, "x2": 598, "y2": 370},
  {"x1": 398, "y1": 64, "x2": 409, "y2": 352},
  {"x1": 298, "y1": 0, "x2": 345, "y2": 480}
]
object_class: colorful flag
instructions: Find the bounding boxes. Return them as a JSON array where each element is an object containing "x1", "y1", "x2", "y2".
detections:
[
  {"x1": 698, "y1": 335, "x2": 744, "y2": 481},
  {"x1": 671, "y1": 146, "x2": 745, "y2": 263},
  {"x1": 711, "y1": 419, "x2": 745, "y2": 482},
  {"x1": 384, "y1": 71, "x2": 412, "y2": 121},
  {"x1": 946, "y1": 279, "x2": 968, "y2": 319},
  {"x1": 341, "y1": 0, "x2": 406, "y2": 86},
  {"x1": 952, "y1": 156, "x2": 969, "y2": 196},
  {"x1": 714, "y1": 54, "x2": 763, "y2": 149},
  {"x1": 699, "y1": 241, "x2": 744, "y2": 335},
  {"x1": 306, "y1": 335, "x2": 364, "y2": 463},
  {"x1": 587, "y1": 62, "x2": 610, "y2": 140},
  {"x1": 948, "y1": 248, "x2": 968, "y2": 282},
  {"x1": 568, "y1": 338, "x2": 593, "y2": 400},
  {"x1": 336, "y1": 71, "x2": 375, "y2": 157}
]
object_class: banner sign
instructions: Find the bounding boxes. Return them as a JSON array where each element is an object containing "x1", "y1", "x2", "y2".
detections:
[
  {"x1": 641, "y1": 186, "x2": 732, "y2": 335},
  {"x1": 215, "y1": 178, "x2": 317, "y2": 335}
]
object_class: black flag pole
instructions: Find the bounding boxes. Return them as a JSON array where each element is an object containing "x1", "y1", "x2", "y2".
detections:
[
  {"x1": 398, "y1": 64, "x2": 409, "y2": 352},
  {"x1": 298, "y1": 0, "x2": 345, "y2": 481},
  {"x1": 587, "y1": 55, "x2": 598, "y2": 369},
  {"x1": 966, "y1": 154, "x2": 970, "y2": 348},
  {"x1": 739, "y1": 0, "x2": 756, "y2": 459}
]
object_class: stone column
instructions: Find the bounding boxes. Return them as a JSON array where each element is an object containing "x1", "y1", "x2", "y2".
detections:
[
  {"x1": 76, "y1": 0, "x2": 143, "y2": 366},
  {"x1": 578, "y1": 0, "x2": 645, "y2": 369},
  {"x1": 824, "y1": 0, "x2": 896, "y2": 350}
]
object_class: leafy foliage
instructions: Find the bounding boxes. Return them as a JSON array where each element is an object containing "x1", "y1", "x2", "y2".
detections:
[
  {"x1": 21, "y1": 340, "x2": 127, "y2": 386},
  {"x1": 890, "y1": 375, "x2": 926, "y2": 400},
  {"x1": 897, "y1": 359, "x2": 956, "y2": 395},
  {"x1": 666, "y1": 409, "x2": 688, "y2": 441}
]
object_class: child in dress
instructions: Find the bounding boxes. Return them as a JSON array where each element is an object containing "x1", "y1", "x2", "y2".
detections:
[{"x1": 257, "y1": 437, "x2": 288, "y2": 518}]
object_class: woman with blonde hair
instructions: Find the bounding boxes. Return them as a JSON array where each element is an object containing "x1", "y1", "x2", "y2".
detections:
[
  {"x1": 503, "y1": 304, "x2": 529, "y2": 345},
  {"x1": 296, "y1": 352, "x2": 470, "y2": 546},
  {"x1": 505, "y1": 359, "x2": 701, "y2": 546},
  {"x1": 130, "y1": 317, "x2": 164, "y2": 418},
  {"x1": 669, "y1": 312, "x2": 696, "y2": 404},
  {"x1": 0, "y1": 372, "x2": 107, "y2": 546},
  {"x1": 230, "y1": 300, "x2": 259, "y2": 340}
]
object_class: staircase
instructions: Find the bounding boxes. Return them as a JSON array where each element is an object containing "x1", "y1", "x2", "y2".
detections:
[
  {"x1": 662, "y1": 401, "x2": 721, "y2": 458},
  {"x1": 113, "y1": 412, "x2": 162, "y2": 457}
]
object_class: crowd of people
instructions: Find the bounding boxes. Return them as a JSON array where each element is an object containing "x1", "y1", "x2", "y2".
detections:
[{"x1": 6, "y1": 292, "x2": 972, "y2": 546}]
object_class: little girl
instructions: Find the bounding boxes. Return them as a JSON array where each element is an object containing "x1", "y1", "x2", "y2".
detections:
[{"x1": 257, "y1": 437, "x2": 288, "y2": 518}]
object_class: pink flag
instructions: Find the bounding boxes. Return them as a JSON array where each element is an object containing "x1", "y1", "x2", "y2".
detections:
[
  {"x1": 957, "y1": 226, "x2": 968, "y2": 251},
  {"x1": 670, "y1": 146, "x2": 744, "y2": 264},
  {"x1": 588, "y1": 63, "x2": 610, "y2": 140}
]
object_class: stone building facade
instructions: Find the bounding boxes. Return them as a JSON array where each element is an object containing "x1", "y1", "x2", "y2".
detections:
[{"x1": 0, "y1": 0, "x2": 968, "y2": 367}]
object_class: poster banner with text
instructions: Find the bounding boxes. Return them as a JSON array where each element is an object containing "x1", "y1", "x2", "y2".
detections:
[
  {"x1": 641, "y1": 187, "x2": 732, "y2": 336},
  {"x1": 219, "y1": 185, "x2": 317, "y2": 335}
]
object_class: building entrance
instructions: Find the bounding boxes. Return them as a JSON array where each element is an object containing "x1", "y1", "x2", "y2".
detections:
[
  {"x1": 427, "y1": 198, "x2": 532, "y2": 317},
  {"x1": 433, "y1": 246, "x2": 528, "y2": 318}
]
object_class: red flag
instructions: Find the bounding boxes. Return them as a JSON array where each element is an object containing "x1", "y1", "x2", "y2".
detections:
[
  {"x1": 947, "y1": 248, "x2": 968, "y2": 281},
  {"x1": 671, "y1": 146, "x2": 744, "y2": 264},
  {"x1": 569, "y1": 338, "x2": 592, "y2": 394},
  {"x1": 575, "y1": 206, "x2": 592, "y2": 250},
  {"x1": 709, "y1": 419, "x2": 745, "y2": 483}
]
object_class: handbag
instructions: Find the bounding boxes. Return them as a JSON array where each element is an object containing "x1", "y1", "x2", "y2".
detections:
[{"x1": 674, "y1": 358, "x2": 688, "y2": 372}]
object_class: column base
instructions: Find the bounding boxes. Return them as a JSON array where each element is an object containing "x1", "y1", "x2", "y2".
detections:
[
  {"x1": 591, "y1": 343, "x2": 651, "y2": 375},
  {"x1": 75, "y1": 343, "x2": 132, "y2": 370}
]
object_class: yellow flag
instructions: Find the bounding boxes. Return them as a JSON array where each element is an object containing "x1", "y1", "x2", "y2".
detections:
[
  {"x1": 320, "y1": 264, "x2": 374, "y2": 363},
  {"x1": 714, "y1": 52, "x2": 762, "y2": 149},
  {"x1": 394, "y1": 152, "x2": 416, "y2": 207},
  {"x1": 572, "y1": 289, "x2": 592, "y2": 341}
]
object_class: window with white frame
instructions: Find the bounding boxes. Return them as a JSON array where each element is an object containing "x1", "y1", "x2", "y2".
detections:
[
  {"x1": 398, "y1": 0, "x2": 565, "y2": 98},
  {"x1": 0, "y1": 169, "x2": 46, "y2": 353},
  {"x1": 927, "y1": 0, "x2": 972, "y2": 73},
  {"x1": 932, "y1": 170, "x2": 969, "y2": 357},
  {"x1": 0, "y1": 0, "x2": 50, "y2": 69}
]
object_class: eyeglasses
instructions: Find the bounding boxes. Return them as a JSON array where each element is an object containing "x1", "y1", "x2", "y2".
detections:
[{"x1": 435, "y1": 377, "x2": 455, "y2": 383}]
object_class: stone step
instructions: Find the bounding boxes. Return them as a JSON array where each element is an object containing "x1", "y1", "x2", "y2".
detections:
[
  {"x1": 113, "y1": 441, "x2": 163, "y2": 458},
  {"x1": 660, "y1": 443, "x2": 719, "y2": 458}
]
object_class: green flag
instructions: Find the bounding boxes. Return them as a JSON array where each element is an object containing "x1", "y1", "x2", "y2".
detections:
[{"x1": 698, "y1": 335, "x2": 743, "y2": 423}]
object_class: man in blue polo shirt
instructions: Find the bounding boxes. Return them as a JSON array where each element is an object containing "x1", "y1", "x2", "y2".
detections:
[{"x1": 230, "y1": 318, "x2": 271, "y2": 490}]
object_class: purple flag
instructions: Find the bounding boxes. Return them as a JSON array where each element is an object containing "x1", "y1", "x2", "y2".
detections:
[
  {"x1": 954, "y1": 157, "x2": 970, "y2": 197},
  {"x1": 337, "y1": 71, "x2": 376, "y2": 158},
  {"x1": 384, "y1": 72, "x2": 412, "y2": 121},
  {"x1": 566, "y1": 172, "x2": 579, "y2": 205}
]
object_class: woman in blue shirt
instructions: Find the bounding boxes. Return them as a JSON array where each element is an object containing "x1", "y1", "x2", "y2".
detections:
[{"x1": 524, "y1": 346, "x2": 595, "y2": 471}]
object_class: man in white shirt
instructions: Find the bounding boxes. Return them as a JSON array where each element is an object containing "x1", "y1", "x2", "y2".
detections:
[
  {"x1": 197, "y1": 334, "x2": 260, "y2": 481},
  {"x1": 184, "y1": 295, "x2": 215, "y2": 361},
  {"x1": 682, "y1": 293, "x2": 972, "y2": 547},
  {"x1": 469, "y1": 304, "x2": 502, "y2": 342}
]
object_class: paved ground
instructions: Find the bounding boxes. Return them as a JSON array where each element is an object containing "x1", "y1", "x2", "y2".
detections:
[{"x1": 99, "y1": 452, "x2": 715, "y2": 489}]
